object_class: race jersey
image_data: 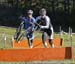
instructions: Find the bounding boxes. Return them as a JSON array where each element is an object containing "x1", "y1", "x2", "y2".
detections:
[
  {"x1": 36, "y1": 16, "x2": 53, "y2": 30},
  {"x1": 21, "y1": 17, "x2": 36, "y2": 30}
]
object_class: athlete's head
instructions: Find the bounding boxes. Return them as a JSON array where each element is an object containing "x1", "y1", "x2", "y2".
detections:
[
  {"x1": 39, "y1": 8, "x2": 46, "y2": 18},
  {"x1": 27, "y1": 9, "x2": 33, "y2": 18}
]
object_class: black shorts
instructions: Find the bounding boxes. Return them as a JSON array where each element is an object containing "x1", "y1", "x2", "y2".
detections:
[{"x1": 42, "y1": 29, "x2": 52, "y2": 36}]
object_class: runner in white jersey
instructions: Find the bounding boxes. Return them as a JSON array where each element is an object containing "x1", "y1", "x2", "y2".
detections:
[{"x1": 36, "y1": 8, "x2": 54, "y2": 48}]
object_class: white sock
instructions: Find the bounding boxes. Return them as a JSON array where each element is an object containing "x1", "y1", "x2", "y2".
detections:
[
  {"x1": 30, "y1": 45, "x2": 33, "y2": 48},
  {"x1": 45, "y1": 42, "x2": 47, "y2": 46},
  {"x1": 52, "y1": 44, "x2": 54, "y2": 48}
]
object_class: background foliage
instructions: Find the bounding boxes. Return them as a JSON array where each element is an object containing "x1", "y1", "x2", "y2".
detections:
[{"x1": 0, "y1": 0, "x2": 75, "y2": 32}]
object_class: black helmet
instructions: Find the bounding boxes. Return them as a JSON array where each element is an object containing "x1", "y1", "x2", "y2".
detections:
[{"x1": 27, "y1": 10, "x2": 33, "y2": 14}]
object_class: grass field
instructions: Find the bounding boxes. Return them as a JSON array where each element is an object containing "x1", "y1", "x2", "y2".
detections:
[{"x1": 0, "y1": 26, "x2": 75, "y2": 64}]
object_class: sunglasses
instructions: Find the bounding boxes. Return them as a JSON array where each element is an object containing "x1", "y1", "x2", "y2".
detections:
[{"x1": 28, "y1": 13, "x2": 32, "y2": 15}]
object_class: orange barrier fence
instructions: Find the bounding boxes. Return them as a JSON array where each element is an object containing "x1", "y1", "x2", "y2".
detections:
[
  {"x1": 0, "y1": 47, "x2": 73, "y2": 61},
  {"x1": 13, "y1": 38, "x2": 63, "y2": 48}
]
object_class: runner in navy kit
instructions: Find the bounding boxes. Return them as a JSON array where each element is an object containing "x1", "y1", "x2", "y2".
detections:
[{"x1": 16, "y1": 10, "x2": 36, "y2": 48}]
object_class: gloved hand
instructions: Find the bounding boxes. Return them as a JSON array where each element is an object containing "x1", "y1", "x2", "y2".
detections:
[
  {"x1": 38, "y1": 24, "x2": 41, "y2": 28},
  {"x1": 40, "y1": 26, "x2": 45, "y2": 29}
]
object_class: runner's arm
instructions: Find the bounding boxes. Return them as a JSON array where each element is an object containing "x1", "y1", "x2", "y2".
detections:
[{"x1": 40, "y1": 17, "x2": 50, "y2": 29}]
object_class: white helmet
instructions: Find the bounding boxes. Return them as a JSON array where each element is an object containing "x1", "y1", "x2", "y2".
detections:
[
  {"x1": 39, "y1": 8, "x2": 46, "y2": 16},
  {"x1": 27, "y1": 10, "x2": 33, "y2": 14}
]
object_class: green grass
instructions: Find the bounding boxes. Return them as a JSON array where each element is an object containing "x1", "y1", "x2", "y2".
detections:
[{"x1": 0, "y1": 26, "x2": 75, "y2": 64}]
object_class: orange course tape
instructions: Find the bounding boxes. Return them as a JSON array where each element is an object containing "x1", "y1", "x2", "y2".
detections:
[{"x1": 13, "y1": 38, "x2": 63, "y2": 48}]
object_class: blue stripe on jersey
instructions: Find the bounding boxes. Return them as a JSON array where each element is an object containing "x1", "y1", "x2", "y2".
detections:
[{"x1": 21, "y1": 17, "x2": 36, "y2": 29}]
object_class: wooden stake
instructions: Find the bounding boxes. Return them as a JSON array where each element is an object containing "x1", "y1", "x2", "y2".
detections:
[
  {"x1": 59, "y1": 26, "x2": 62, "y2": 38},
  {"x1": 69, "y1": 27, "x2": 72, "y2": 47}
]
